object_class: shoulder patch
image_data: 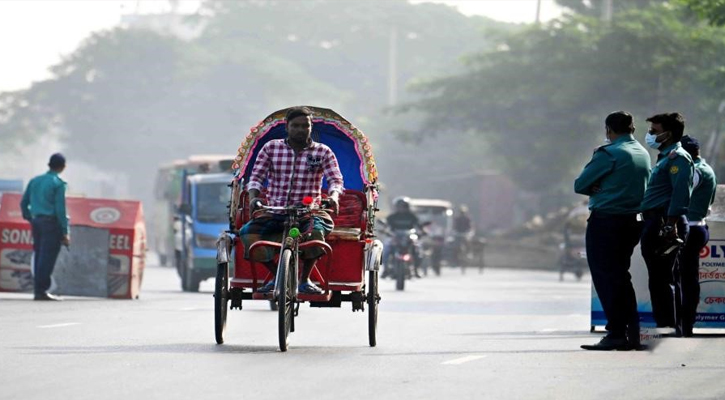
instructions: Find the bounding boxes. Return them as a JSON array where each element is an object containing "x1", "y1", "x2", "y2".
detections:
[{"x1": 670, "y1": 165, "x2": 679, "y2": 174}]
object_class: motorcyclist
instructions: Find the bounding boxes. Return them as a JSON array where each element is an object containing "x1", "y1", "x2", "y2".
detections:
[
  {"x1": 383, "y1": 197, "x2": 425, "y2": 278},
  {"x1": 452, "y1": 205, "x2": 474, "y2": 261}
]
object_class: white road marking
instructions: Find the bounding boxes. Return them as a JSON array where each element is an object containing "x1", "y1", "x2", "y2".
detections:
[
  {"x1": 37, "y1": 323, "x2": 80, "y2": 329},
  {"x1": 442, "y1": 355, "x2": 486, "y2": 365}
]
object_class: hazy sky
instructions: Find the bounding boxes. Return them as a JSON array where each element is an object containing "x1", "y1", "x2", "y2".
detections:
[{"x1": 0, "y1": 0, "x2": 563, "y2": 93}]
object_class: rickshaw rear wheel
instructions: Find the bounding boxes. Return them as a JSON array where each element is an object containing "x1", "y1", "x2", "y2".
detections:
[
  {"x1": 367, "y1": 270, "x2": 379, "y2": 347},
  {"x1": 278, "y1": 249, "x2": 293, "y2": 352},
  {"x1": 214, "y1": 262, "x2": 229, "y2": 344}
]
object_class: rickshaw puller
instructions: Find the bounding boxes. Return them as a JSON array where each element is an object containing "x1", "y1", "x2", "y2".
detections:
[{"x1": 240, "y1": 106, "x2": 344, "y2": 295}]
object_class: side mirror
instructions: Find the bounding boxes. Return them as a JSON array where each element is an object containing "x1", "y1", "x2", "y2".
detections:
[{"x1": 178, "y1": 204, "x2": 192, "y2": 215}]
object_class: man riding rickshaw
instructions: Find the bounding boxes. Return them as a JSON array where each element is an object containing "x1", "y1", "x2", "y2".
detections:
[
  {"x1": 240, "y1": 106, "x2": 343, "y2": 295},
  {"x1": 214, "y1": 106, "x2": 383, "y2": 351}
]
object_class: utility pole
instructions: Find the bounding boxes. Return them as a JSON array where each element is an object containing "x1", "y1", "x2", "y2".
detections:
[
  {"x1": 602, "y1": 0, "x2": 613, "y2": 23},
  {"x1": 535, "y1": 0, "x2": 542, "y2": 24},
  {"x1": 388, "y1": 26, "x2": 398, "y2": 106}
]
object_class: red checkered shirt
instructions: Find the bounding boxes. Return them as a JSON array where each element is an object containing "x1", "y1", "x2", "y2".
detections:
[{"x1": 247, "y1": 139, "x2": 344, "y2": 208}]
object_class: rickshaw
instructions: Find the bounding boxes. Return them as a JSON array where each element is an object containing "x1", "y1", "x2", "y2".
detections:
[{"x1": 214, "y1": 106, "x2": 383, "y2": 351}]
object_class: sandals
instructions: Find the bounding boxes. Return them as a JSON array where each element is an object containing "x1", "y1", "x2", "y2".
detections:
[
  {"x1": 298, "y1": 281, "x2": 324, "y2": 294},
  {"x1": 257, "y1": 280, "x2": 275, "y2": 293}
]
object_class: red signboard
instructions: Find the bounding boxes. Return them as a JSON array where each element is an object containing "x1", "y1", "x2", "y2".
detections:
[{"x1": 0, "y1": 193, "x2": 146, "y2": 299}]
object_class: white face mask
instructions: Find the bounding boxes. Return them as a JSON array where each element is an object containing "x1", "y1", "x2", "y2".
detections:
[{"x1": 645, "y1": 132, "x2": 661, "y2": 149}]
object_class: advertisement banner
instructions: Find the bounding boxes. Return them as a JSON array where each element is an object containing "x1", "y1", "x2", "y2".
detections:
[{"x1": 0, "y1": 193, "x2": 146, "y2": 299}]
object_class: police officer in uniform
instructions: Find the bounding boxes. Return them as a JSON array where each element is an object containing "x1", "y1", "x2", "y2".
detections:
[
  {"x1": 676, "y1": 135, "x2": 716, "y2": 336},
  {"x1": 640, "y1": 113, "x2": 694, "y2": 332},
  {"x1": 575, "y1": 111, "x2": 651, "y2": 351},
  {"x1": 20, "y1": 153, "x2": 70, "y2": 301}
]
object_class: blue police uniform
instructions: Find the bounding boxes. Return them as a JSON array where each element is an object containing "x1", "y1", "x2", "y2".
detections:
[
  {"x1": 20, "y1": 169, "x2": 69, "y2": 297},
  {"x1": 640, "y1": 142, "x2": 694, "y2": 328},
  {"x1": 574, "y1": 134, "x2": 651, "y2": 344}
]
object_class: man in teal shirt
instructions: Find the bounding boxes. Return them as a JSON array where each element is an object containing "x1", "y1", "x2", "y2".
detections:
[
  {"x1": 676, "y1": 135, "x2": 716, "y2": 336},
  {"x1": 20, "y1": 153, "x2": 70, "y2": 301},
  {"x1": 640, "y1": 113, "x2": 694, "y2": 331},
  {"x1": 575, "y1": 111, "x2": 651, "y2": 351}
]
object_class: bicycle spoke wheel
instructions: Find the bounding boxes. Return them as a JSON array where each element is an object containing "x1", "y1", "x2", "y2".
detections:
[
  {"x1": 368, "y1": 270, "x2": 379, "y2": 347},
  {"x1": 214, "y1": 262, "x2": 229, "y2": 344},
  {"x1": 278, "y1": 249, "x2": 293, "y2": 351}
]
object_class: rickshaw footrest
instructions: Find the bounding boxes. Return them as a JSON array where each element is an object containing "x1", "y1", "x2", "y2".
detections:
[
  {"x1": 298, "y1": 292, "x2": 333, "y2": 303},
  {"x1": 308, "y1": 291, "x2": 340, "y2": 307},
  {"x1": 252, "y1": 292, "x2": 275, "y2": 301}
]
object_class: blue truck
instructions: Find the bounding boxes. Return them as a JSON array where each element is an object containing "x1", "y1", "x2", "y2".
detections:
[{"x1": 175, "y1": 172, "x2": 233, "y2": 292}]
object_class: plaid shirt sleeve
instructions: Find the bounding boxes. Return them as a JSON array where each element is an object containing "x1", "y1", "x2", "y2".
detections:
[
  {"x1": 247, "y1": 142, "x2": 271, "y2": 192},
  {"x1": 322, "y1": 146, "x2": 344, "y2": 195}
]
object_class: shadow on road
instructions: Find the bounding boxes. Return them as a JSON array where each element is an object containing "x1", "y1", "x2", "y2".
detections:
[{"x1": 15, "y1": 343, "x2": 280, "y2": 355}]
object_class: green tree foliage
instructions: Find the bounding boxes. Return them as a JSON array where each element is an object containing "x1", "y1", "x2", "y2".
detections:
[
  {"x1": 554, "y1": 0, "x2": 663, "y2": 18},
  {"x1": 401, "y1": 4, "x2": 725, "y2": 199},
  {"x1": 678, "y1": 0, "x2": 725, "y2": 26},
  {"x1": 0, "y1": 0, "x2": 499, "y2": 203}
]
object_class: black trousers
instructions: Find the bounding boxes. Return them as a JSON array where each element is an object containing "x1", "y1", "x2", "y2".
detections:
[
  {"x1": 675, "y1": 224, "x2": 708, "y2": 333},
  {"x1": 586, "y1": 211, "x2": 643, "y2": 338},
  {"x1": 30, "y1": 216, "x2": 63, "y2": 296},
  {"x1": 640, "y1": 213, "x2": 689, "y2": 327}
]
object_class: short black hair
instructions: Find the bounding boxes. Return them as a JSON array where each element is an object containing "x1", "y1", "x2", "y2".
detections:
[
  {"x1": 48, "y1": 153, "x2": 66, "y2": 169},
  {"x1": 285, "y1": 106, "x2": 312, "y2": 122},
  {"x1": 646, "y1": 112, "x2": 685, "y2": 141},
  {"x1": 605, "y1": 111, "x2": 634, "y2": 134}
]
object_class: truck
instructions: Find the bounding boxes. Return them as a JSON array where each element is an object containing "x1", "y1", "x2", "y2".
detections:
[
  {"x1": 153, "y1": 155, "x2": 234, "y2": 267},
  {"x1": 175, "y1": 172, "x2": 233, "y2": 292}
]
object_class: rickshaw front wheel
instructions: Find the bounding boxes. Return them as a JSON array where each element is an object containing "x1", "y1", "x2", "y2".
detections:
[
  {"x1": 367, "y1": 270, "x2": 379, "y2": 347},
  {"x1": 278, "y1": 249, "x2": 294, "y2": 352},
  {"x1": 214, "y1": 262, "x2": 229, "y2": 344}
]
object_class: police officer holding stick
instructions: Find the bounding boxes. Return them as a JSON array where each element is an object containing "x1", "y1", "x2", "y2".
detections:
[
  {"x1": 575, "y1": 111, "x2": 651, "y2": 351},
  {"x1": 640, "y1": 113, "x2": 694, "y2": 333},
  {"x1": 676, "y1": 135, "x2": 716, "y2": 337}
]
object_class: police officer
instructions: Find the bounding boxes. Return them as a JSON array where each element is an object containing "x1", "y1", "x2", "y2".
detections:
[
  {"x1": 676, "y1": 135, "x2": 716, "y2": 337},
  {"x1": 640, "y1": 113, "x2": 694, "y2": 332},
  {"x1": 20, "y1": 153, "x2": 70, "y2": 301},
  {"x1": 575, "y1": 111, "x2": 651, "y2": 351}
]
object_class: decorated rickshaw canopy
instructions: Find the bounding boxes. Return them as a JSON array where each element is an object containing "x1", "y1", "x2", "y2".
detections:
[{"x1": 233, "y1": 106, "x2": 378, "y2": 191}]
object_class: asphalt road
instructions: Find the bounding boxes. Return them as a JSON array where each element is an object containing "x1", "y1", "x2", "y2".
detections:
[{"x1": 2, "y1": 261, "x2": 725, "y2": 400}]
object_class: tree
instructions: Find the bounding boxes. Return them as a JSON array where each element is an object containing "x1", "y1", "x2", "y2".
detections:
[
  {"x1": 400, "y1": 4, "x2": 725, "y2": 207},
  {"x1": 0, "y1": 0, "x2": 503, "y2": 206},
  {"x1": 678, "y1": 0, "x2": 725, "y2": 26}
]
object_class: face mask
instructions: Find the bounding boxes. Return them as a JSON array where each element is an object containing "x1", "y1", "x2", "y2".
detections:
[
  {"x1": 645, "y1": 132, "x2": 661, "y2": 149},
  {"x1": 603, "y1": 137, "x2": 612, "y2": 145}
]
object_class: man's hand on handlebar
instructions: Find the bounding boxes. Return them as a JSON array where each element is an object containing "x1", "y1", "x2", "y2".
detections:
[{"x1": 249, "y1": 197, "x2": 264, "y2": 219}]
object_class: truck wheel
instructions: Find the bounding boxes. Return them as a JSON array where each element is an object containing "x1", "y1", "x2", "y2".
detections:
[{"x1": 182, "y1": 255, "x2": 200, "y2": 292}]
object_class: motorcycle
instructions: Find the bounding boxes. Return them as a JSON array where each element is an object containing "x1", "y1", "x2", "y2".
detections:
[
  {"x1": 559, "y1": 218, "x2": 587, "y2": 281},
  {"x1": 379, "y1": 221, "x2": 427, "y2": 291}
]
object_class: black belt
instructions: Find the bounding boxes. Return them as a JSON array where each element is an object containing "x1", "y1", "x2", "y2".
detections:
[
  {"x1": 33, "y1": 215, "x2": 57, "y2": 220},
  {"x1": 590, "y1": 210, "x2": 642, "y2": 220},
  {"x1": 642, "y1": 208, "x2": 667, "y2": 220}
]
